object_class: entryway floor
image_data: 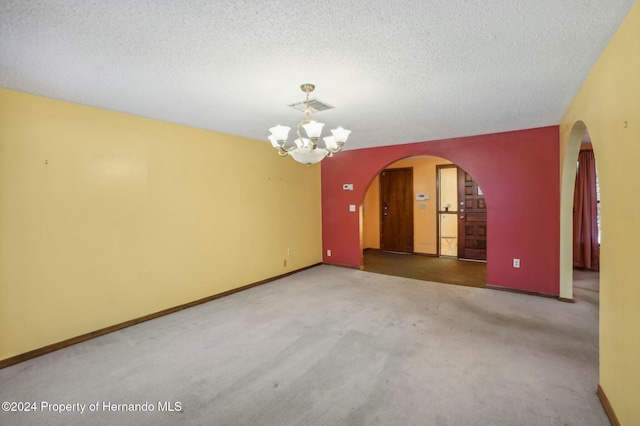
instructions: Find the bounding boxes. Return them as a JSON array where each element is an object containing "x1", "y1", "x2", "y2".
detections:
[{"x1": 362, "y1": 249, "x2": 486, "y2": 288}]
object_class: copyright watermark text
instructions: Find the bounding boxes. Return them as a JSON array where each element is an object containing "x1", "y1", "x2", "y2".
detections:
[{"x1": 2, "y1": 401, "x2": 182, "y2": 414}]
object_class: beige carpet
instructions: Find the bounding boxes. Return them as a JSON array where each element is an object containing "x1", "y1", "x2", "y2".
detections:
[{"x1": 0, "y1": 266, "x2": 605, "y2": 425}]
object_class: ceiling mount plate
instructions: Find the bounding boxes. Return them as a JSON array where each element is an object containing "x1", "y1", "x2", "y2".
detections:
[
  {"x1": 300, "y1": 83, "x2": 315, "y2": 93},
  {"x1": 288, "y1": 99, "x2": 334, "y2": 113}
]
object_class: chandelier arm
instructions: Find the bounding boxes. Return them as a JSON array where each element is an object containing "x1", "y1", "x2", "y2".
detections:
[
  {"x1": 278, "y1": 144, "x2": 296, "y2": 153},
  {"x1": 325, "y1": 143, "x2": 345, "y2": 154},
  {"x1": 296, "y1": 121, "x2": 304, "y2": 142}
]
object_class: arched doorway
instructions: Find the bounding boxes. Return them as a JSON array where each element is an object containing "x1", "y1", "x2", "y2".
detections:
[
  {"x1": 360, "y1": 155, "x2": 487, "y2": 287},
  {"x1": 560, "y1": 121, "x2": 600, "y2": 301}
]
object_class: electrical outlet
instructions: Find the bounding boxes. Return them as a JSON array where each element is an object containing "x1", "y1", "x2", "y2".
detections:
[
  {"x1": 513, "y1": 258, "x2": 520, "y2": 268},
  {"x1": 327, "y1": 249, "x2": 332, "y2": 256}
]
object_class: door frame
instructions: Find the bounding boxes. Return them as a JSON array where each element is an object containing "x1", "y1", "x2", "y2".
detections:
[{"x1": 436, "y1": 164, "x2": 459, "y2": 258}]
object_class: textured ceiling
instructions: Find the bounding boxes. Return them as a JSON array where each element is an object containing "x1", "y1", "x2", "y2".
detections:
[{"x1": 0, "y1": 0, "x2": 634, "y2": 150}]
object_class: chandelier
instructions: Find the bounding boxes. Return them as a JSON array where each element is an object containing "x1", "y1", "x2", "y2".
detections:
[{"x1": 268, "y1": 84, "x2": 351, "y2": 164}]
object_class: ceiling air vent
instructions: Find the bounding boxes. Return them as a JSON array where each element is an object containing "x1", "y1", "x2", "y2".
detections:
[{"x1": 288, "y1": 98, "x2": 334, "y2": 113}]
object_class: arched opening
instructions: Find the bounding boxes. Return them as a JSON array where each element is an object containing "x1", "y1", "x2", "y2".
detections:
[
  {"x1": 560, "y1": 121, "x2": 601, "y2": 301},
  {"x1": 360, "y1": 155, "x2": 487, "y2": 287}
]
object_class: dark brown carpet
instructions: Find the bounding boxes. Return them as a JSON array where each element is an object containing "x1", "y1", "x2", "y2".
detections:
[{"x1": 362, "y1": 249, "x2": 486, "y2": 288}]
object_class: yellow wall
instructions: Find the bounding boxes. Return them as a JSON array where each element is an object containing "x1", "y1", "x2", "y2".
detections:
[
  {"x1": 363, "y1": 175, "x2": 381, "y2": 249},
  {"x1": 362, "y1": 156, "x2": 451, "y2": 254},
  {"x1": 559, "y1": 1, "x2": 640, "y2": 423},
  {"x1": 0, "y1": 88, "x2": 322, "y2": 361}
]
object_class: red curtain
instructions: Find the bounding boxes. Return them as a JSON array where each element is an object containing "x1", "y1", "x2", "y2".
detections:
[{"x1": 573, "y1": 150, "x2": 600, "y2": 270}]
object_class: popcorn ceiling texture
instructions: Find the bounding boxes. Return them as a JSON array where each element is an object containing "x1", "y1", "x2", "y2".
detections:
[{"x1": 0, "y1": 0, "x2": 634, "y2": 149}]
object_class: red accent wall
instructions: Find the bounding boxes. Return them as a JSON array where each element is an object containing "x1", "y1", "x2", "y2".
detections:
[{"x1": 321, "y1": 126, "x2": 560, "y2": 295}]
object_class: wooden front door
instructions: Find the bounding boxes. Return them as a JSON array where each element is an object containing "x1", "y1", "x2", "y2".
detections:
[
  {"x1": 380, "y1": 168, "x2": 414, "y2": 253},
  {"x1": 458, "y1": 169, "x2": 487, "y2": 260}
]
